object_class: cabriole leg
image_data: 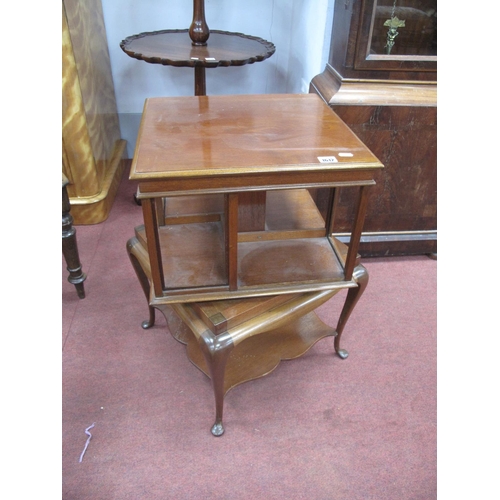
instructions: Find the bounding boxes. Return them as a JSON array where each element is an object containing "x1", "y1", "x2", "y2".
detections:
[
  {"x1": 198, "y1": 332, "x2": 234, "y2": 436},
  {"x1": 127, "y1": 238, "x2": 155, "y2": 329},
  {"x1": 335, "y1": 264, "x2": 369, "y2": 359}
]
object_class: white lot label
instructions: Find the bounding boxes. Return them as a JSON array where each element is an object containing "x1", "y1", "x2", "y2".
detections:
[
  {"x1": 338, "y1": 152, "x2": 354, "y2": 157},
  {"x1": 318, "y1": 156, "x2": 338, "y2": 163}
]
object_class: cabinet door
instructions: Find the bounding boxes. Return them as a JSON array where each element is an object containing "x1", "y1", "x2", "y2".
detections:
[{"x1": 353, "y1": 0, "x2": 437, "y2": 72}]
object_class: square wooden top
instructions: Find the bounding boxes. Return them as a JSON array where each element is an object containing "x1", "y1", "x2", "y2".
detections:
[{"x1": 130, "y1": 93, "x2": 382, "y2": 181}]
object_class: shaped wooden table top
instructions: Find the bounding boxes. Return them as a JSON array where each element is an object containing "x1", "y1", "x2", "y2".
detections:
[{"x1": 120, "y1": 29, "x2": 275, "y2": 69}]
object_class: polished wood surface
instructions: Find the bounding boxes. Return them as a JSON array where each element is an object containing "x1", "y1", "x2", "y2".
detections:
[
  {"x1": 121, "y1": 30, "x2": 275, "y2": 69},
  {"x1": 237, "y1": 238, "x2": 345, "y2": 286},
  {"x1": 189, "y1": 0, "x2": 209, "y2": 45},
  {"x1": 62, "y1": 0, "x2": 126, "y2": 224},
  {"x1": 311, "y1": 66, "x2": 437, "y2": 107},
  {"x1": 191, "y1": 295, "x2": 294, "y2": 335},
  {"x1": 131, "y1": 94, "x2": 382, "y2": 181}
]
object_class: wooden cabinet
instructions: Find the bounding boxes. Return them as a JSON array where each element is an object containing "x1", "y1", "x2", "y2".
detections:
[
  {"x1": 310, "y1": 0, "x2": 436, "y2": 256},
  {"x1": 62, "y1": 0, "x2": 126, "y2": 224}
]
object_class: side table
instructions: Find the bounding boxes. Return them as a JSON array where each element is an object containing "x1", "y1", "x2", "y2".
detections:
[
  {"x1": 120, "y1": 0, "x2": 275, "y2": 96},
  {"x1": 126, "y1": 93, "x2": 383, "y2": 435}
]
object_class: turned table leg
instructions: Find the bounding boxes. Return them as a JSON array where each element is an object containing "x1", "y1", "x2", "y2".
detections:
[
  {"x1": 334, "y1": 264, "x2": 369, "y2": 359},
  {"x1": 62, "y1": 176, "x2": 86, "y2": 299}
]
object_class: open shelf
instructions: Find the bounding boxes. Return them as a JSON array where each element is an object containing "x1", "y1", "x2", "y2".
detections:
[
  {"x1": 136, "y1": 221, "x2": 227, "y2": 289},
  {"x1": 160, "y1": 188, "x2": 326, "y2": 233},
  {"x1": 134, "y1": 188, "x2": 355, "y2": 301},
  {"x1": 237, "y1": 238, "x2": 344, "y2": 287},
  {"x1": 265, "y1": 189, "x2": 325, "y2": 231},
  {"x1": 135, "y1": 225, "x2": 346, "y2": 293}
]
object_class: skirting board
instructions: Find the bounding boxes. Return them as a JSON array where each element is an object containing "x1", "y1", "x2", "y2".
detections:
[{"x1": 69, "y1": 139, "x2": 127, "y2": 225}]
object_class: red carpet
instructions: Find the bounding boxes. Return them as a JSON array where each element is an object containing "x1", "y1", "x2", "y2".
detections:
[{"x1": 62, "y1": 169, "x2": 436, "y2": 499}]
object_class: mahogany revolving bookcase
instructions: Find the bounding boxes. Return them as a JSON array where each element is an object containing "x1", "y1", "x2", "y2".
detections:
[{"x1": 126, "y1": 93, "x2": 383, "y2": 436}]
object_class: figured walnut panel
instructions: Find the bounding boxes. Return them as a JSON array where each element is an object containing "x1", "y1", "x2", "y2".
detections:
[{"x1": 332, "y1": 104, "x2": 436, "y2": 236}]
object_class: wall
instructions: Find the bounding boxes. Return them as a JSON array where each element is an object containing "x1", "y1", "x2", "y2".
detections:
[{"x1": 101, "y1": 0, "x2": 334, "y2": 157}]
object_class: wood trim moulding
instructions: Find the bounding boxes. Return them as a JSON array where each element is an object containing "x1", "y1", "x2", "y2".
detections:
[
  {"x1": 310, "y1": 65, "x2": 437, "y2": 107},
  {"x1": 334, "y1": 230, "x2": 437, "y2": 244}
]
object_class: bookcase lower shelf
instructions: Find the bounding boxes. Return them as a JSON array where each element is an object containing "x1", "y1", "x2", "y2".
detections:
[
  {"x1": 127, "y1": 232, "x2": 368, "y2": 436},
  {"x1": 165, "y1": 302, "x2": 338, "y2": 394}
]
